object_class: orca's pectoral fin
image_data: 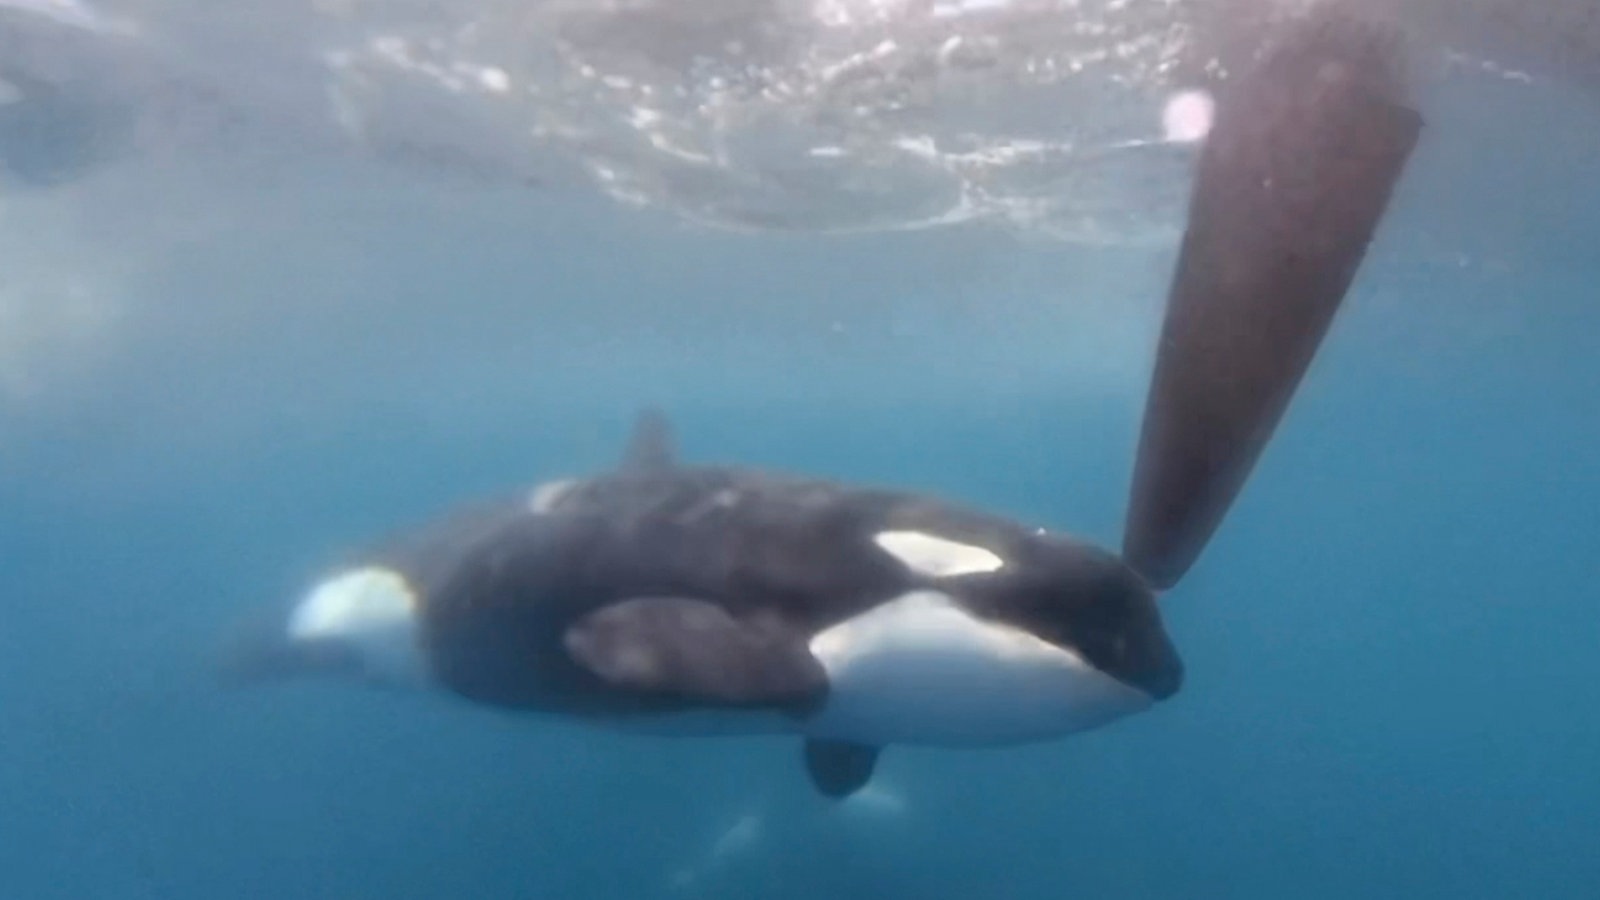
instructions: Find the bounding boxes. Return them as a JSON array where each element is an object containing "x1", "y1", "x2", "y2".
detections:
[
  {"x1": 564, "y1": 596, "x2": 826, "y2": 705},
  {"x1": 1122, "y1": 8, "x2": 1423, "y2": 591},
  {"x1": 802, "y1": 739, "x2": 880, "y2": 799},
  {"x1": 620, "y1": 407, "x2": 677, "y2": 472}
]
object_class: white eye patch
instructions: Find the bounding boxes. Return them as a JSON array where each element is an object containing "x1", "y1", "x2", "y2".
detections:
[{"x1": 871, "y1": 530, "x2": 1005, "y2": 578}]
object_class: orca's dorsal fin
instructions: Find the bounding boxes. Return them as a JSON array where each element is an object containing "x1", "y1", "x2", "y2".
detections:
[{"x1": 621, "y1": 407, "x2": 676, "y2": 472}]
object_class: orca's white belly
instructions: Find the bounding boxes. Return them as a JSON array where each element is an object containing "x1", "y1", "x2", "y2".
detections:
[
  {"x1": 802, "y1": 591, "x2": 1153, "y2": 747},
  {"x1": 574, "y1": 590, "x2": 1153, "y2": 747}
]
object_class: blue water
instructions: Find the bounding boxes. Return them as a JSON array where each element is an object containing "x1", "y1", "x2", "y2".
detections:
[{"x1": 4, "y1": 145, "x2": 1600, "y2": 899}]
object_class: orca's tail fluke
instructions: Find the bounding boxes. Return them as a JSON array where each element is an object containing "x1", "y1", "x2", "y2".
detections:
[{"x1": 1122, "y1": 8, "x2": 1423, "y2": 592}]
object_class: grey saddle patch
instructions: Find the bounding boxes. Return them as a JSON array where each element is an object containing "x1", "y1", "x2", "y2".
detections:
[{"x1": 564, "y1": 596, "x2": 827, "y2": 706}]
